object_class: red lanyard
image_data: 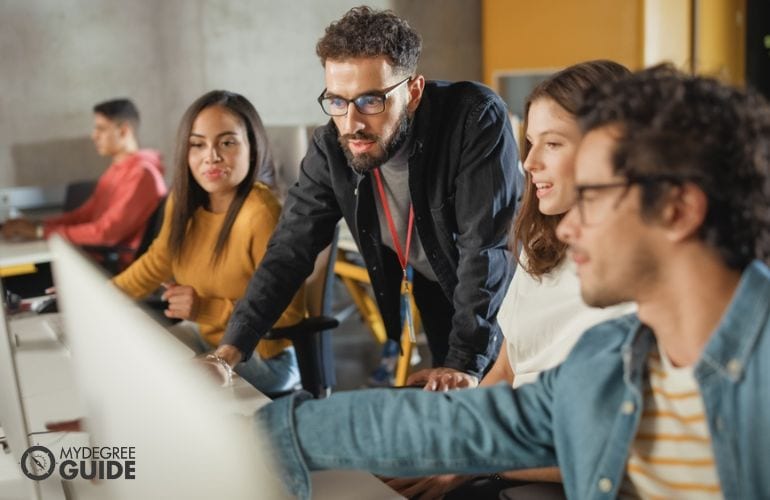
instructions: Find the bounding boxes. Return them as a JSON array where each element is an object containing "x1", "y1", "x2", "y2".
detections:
[{"x1": 372, "y1": 168, "x2": 414, "y2": 273}]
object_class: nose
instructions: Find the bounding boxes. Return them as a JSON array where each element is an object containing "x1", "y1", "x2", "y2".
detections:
[
  {"x1": 556, "y1": 206, "x2": 580, "y2": 244},
  {"x1": 205, "y1": 144, "x2": 222, "y2": 163},
  {"x1": 339, "y1": 102, "x2": 366, "y2": 135},
  {"x1": 522, "y1": 144, "x2": 542, "y2": 173}
]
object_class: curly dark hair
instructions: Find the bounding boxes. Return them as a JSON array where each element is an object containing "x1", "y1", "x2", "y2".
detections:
[
  {"x1": 514, "y1": 60, "x2": 630, "y2": 278},
  {"x1": 316, "y1": 6, "x2": 421, "y2": 74},
  {"x1": 579, "y1": 64, "x2": 770, "y2": 270}
]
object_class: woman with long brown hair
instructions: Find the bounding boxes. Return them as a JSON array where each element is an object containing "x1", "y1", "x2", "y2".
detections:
[
  {"x1": 114, "y1": 90, "x2": 304, "y2": 395},
  {"x1": 475, "y1": 60, "x2": 637, "y2": 395},
  {"x1": 394, "y1": 60, "x2": 635, "y2": 499}
]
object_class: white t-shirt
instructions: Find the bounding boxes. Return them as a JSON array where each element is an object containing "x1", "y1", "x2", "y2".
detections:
[{"x1": 499, "y1": 254, "x2": 635, "y2": 388}]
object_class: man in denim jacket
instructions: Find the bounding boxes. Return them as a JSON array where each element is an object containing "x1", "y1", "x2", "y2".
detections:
[{"x1": 255, "y1": 65, "x2": 770, "y2": 499}]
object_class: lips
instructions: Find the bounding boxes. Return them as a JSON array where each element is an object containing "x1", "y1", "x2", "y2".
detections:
[
  {"x1": 347, "y1": 140, "x2": 376, "y2": 155},
  {"x1": 203, "y1": 168, "x2": 228, "y2": 180},
  {"x1": 569, "y1": 250, "x2": 589, "y2": 266},
  {"x1": 533, "y1": 181, "x2": 554, "y2": 198}
]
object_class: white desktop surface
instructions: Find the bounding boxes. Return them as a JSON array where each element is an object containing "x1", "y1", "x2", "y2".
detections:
[
  {"x1": 4, "y1": 313, "x2": 402, "y2": 500},
  {"x1": 0, "y1": 238, "x2": 51, "y2": 267}
]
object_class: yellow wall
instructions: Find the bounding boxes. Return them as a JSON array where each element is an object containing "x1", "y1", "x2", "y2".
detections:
[
  {"x1": 482, "y1": 0, "x2": 747, "y2": 88},
  {"x1": 482, "y1": 0, "x2": 644, "y2": 87},
  {"x1": 695, "y1": 0, "x2": 746, "y2": 84}
]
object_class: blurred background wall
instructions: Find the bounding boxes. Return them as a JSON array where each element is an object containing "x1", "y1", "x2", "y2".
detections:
[
  {"x1": 0, "y1": 0, "x2": 480, "y2": 188},
  {"x1": 1, "y1": 0, "x2": 766, "y2": 192}
]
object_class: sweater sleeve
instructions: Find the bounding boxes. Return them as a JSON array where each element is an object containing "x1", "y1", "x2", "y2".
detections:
[
  {"x1": 112, "y1": 197, "x2": 174, "y2": 298},
  {"x1": 46, "y1": 163, "x2": 162, "y2": 246}
]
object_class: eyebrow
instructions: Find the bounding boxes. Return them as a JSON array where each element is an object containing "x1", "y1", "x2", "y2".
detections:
[
  {"x1": 323, "y1": 88, "x2": 386, "y2": 99},
  {"x1": 525, "y1": 129, "x2": 572, "y2": 142},
  {"x1": 189, "y1": 131, "x2": 240, "y2": 138}
]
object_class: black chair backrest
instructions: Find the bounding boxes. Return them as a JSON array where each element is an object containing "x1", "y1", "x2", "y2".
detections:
[
  {"x1": 264, "y1": 225, "x2": 340, "y2": 399},
  {"x1": 134, "y1": 196, "x2": 167, "y2": 260},
  {"x1": 63, "y1": 180, "x2": 97, "y2": 212}
]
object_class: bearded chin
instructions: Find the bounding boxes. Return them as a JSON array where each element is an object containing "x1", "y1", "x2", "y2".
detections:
[{"x1": 342, "y1": 110, "x2": 412, "y2": 174}]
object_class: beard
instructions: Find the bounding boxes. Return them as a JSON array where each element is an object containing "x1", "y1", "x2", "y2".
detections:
[
  {"x1": 338, "y1": 107, "x2": 412, "y2": 173},
  {"x1": 580, "y1": 243, "x2": 658, "y2": 308}
]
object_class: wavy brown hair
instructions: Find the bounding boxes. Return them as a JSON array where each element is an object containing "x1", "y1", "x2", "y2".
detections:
[
  {"x1": 168, "y1": 90, "x2": 275, "y2": 265},
  {"x1": 513, "y1": 60, "x2": 630, "y2": 277}
]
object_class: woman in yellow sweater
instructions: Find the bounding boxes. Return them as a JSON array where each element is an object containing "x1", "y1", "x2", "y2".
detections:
[{"x1": 114, "y1": 90, "x2": 304, "y2": 395}]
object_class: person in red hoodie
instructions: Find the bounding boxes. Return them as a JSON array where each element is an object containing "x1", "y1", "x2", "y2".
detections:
[{"x1": 3, "y1": 99, "x2": 167, "y2": 261}]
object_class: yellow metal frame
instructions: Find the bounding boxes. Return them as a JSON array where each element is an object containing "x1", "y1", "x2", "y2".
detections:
[
  {"x1": 0, "y1": 263, "x2": 37, "y2": 278},
  {"x1": 334, "y1": 251, "x2": 419, "y2": 386}
]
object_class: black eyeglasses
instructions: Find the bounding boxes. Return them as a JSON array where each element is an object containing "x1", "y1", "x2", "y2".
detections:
[
  {"x1": 318, "y1": 77, "x2": 411, "y2": 116},
  {"x1": 574, "y1": 175, "x2": 683, "y2": 226}
]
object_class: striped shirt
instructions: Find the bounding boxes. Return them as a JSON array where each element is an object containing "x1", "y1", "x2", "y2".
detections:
[{"x1": 620, "y1": 347, "x2": 722, "y2": 499}]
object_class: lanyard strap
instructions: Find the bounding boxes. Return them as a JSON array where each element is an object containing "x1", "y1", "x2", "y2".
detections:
[{"x1": 372, "y1": 168, "x2": 414, "y2": 272}]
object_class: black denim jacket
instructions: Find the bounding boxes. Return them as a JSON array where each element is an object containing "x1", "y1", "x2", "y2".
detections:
[{"x1": 224, "y1": 80, "x2": 522, "y2": 377}]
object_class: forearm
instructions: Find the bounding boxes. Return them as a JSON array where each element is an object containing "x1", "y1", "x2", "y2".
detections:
[
  {"x1": 256, "y1": 384, "x2": 557, "y2": 499},
  {"x1": 444, "y1": 247, "x2": 511, "y2": 376},
  {"x1": 222, "y1": 159, "x2": 341, "y2": 359},
  {"x1": 499, "y1": 466, "x2": 561, "y2": 483}
]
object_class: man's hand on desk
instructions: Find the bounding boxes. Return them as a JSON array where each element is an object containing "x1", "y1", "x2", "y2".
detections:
[
  {"x1": 407, "y1": 367, "x2": 479, "y2": 391},
  {"x1": 1, "y1": 218, "x2": 39, "y2": 240}
]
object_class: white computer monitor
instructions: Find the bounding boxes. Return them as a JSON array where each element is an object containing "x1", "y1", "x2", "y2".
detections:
[
  {"x1": 49, "y1": 236, "x2": 286, "y2": 499},
  {"x1": 0, "y1": 281, "x2": 41, "y2": 500}
]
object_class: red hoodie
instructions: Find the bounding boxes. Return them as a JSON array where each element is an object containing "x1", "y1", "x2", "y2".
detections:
[{"x1": 45, "y1": 149, "x2": 167, "y2": 250}]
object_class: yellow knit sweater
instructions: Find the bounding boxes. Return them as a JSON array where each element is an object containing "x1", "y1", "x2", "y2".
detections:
[{"x1": 113, "y1": 183, "x2": 304, "y2": 359}]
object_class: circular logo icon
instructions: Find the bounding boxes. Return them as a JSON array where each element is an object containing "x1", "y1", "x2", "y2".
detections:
[{"x1": 20, "y1": 445, "x2": 56, "y2": 481}]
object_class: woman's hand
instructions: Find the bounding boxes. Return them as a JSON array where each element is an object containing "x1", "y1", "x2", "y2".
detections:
[{"x1": 161, "y1": 282, "x2": 200, "y2": 320}]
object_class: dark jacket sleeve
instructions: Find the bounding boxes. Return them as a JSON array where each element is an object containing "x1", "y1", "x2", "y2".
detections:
[
  {"x1": 443, "y1": 95, "x2": 521, "y2": 376},
  {"x1": 222, "y1": 134, "x2": 342, "y2": 360}
]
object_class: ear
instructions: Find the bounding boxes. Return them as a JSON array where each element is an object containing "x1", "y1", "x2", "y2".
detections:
[
  {"x1": 406, "y1": 75, "x2": 425, "y2": 114},
  {"x1": 661, "y1": 183, "x2": 707, "y2": 242},
  {"x1": 117, "y1": 122, "x2": 132, "y2": 139}
]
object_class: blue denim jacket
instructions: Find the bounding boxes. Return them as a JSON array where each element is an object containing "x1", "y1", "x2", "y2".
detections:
[{"x1": 256, "y1": 260, "x2": 770, "y2": 499}]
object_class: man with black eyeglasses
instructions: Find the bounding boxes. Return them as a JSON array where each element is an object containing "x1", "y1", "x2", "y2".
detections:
[
  {"x1": 214, "y1": 6, "x2": 522, "y2": 391},
  {"x1": 253, "y1": 65, "x2": 770, "y2": 499}
]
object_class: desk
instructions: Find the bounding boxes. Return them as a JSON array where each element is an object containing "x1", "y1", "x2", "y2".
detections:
[
  {"x1": 0, "y1": 239, "x2": 51, "y2": 268},
  {"x1": 4, "y1": 313, "x2": 402, "y2": 500}
]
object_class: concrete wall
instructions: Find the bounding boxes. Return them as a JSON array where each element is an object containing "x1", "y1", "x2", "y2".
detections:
[{"x1": 0, "y1": 0, "x2": 481, "y2": 189}]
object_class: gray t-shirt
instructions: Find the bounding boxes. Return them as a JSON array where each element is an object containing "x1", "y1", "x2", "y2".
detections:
[{"x1": 372, "y1": 144, "x2": 438, "y2": 282}]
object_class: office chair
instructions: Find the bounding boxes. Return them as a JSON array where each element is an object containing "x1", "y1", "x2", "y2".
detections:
[
  {"x1": 81, "y1": 195, "x2": 166, "y2": 275},
  {"x1": 263, "y1": 226, "x2": 340, "y2": 398},
  {"x1": 63, "y1": 179, "x2": 97, "y2": 211}
]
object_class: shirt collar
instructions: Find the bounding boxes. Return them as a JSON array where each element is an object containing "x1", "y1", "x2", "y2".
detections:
[{"x1": 696, "y1": 260, "x2": 770, "y2": 382}]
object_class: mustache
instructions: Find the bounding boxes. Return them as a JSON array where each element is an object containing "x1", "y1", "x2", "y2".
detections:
[{"x1": 339, "y1": 131, "x2": 380, "y2": 143}]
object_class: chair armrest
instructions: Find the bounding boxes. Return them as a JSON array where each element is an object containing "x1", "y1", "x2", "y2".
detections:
[
  {"x1": 263, "y1": 315, "x2": 339, "y2": 340},
  {"x1": 80, "y1": 244, "x2": 135, "y2": 256}
]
